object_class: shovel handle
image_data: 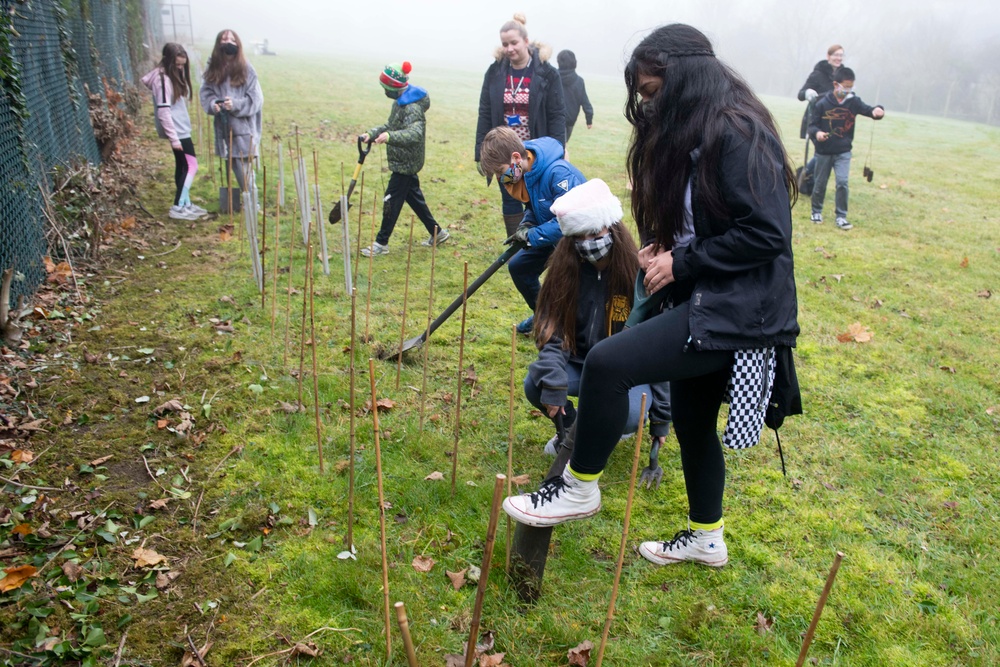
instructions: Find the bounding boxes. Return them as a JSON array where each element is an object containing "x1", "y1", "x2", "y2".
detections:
[{"x1": 358, "y1": 135, "x2": 373, "y2": 160}]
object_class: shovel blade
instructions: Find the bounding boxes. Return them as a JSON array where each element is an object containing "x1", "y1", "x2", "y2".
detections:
[{"x1": 378, "y1": 332, "x2": 426, "y2": 361}]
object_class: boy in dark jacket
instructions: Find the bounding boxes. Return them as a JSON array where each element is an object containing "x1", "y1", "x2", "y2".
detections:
[
  {"x1": 479, "y1": 126, "x2": 586, "y2": 334},
  {"x1": 556, "y1": 50, "x2": 594, "y2": 143},
  {"x1": 360, "y1": 61, "x2": 447, "y2": 256},
  {"x1": 807, "y1": 67, "x2": 885, "y2": 230}
]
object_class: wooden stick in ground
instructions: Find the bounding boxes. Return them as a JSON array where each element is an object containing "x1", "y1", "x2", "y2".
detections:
[
  {"x1": 396, "y1": 215, "x2": 416, "y2": 390},
  {"x1": 418, "y1": 229, "x2": 438, "y2": 433},
  {"x1": 795, "y1": 551, "x2": 846, "y2": 667},
  {"x1": 282, "y1": 170, "x2": 298, "y2": 369},
  {"x1": 505, "y1": 324, "x2": 516, "y2": 571},
  {"x1": 450, "y1": 262, "x2": 469, "y2": 497},
  {"x1": 353, "y1": 173, "x2": 366, "y2": 287},
  {"x1": 463, "y1": 474, "x2": 507, "y2": 667},
  {"x1": 270, "y1": 199, "x2": 280, "y2": 336},
  {"x1": 368, "y1": 358, "x2": 392, "y2": 663},
  {"x1": 261, "y1": 165, "x2": 267, "y2": 308},
  {"x1": 595, "y1": 394, "x2": 648, "y2": 667},
  {"x1": 347, "y1": 288, "x2": 357, "y2": 550},
  {"x1": 364, "y1": 191, "x2": 377, "y2": 341},
  {"x1": 308, "y1": 242, "x2": 324, "y2": 473},
  {"x1": 394, "y1": 602, "x2": 419, "y2": 667},
  {"x1": 297, "y1": 244, "x2": 311, "y2": 408}
]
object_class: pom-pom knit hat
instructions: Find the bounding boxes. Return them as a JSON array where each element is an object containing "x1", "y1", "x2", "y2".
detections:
[
  {"x1": 379, "y1": 62, "x2": 412, "y2": 90},
  {"x1": 550, "y1": 178, "x2": 623, "y2": 237}
]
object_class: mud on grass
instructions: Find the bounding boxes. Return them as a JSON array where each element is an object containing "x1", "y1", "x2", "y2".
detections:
[{"x1": 1, "y1": 126, "x2": 264, "y2": 665}]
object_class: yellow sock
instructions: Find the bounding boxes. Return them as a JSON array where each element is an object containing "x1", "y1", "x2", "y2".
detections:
[
  {"x1": 690, "y1": 518, "x2": 724, "y2": 531},
  {"x1": 567, "y1": 465, "x2": 602, "y2": 482}
]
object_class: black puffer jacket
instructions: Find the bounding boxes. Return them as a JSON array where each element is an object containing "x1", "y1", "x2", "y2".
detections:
[
  {"x1": 670, "y1": 128, "x2": 799, "y2": 352},
  {"x1": 796, "y1": 60, "x2": 836, "y2": 139},
  {"x1": 474, "y1": 46, "x2": 566, "y2": 161},
  {"x1": 559, "y1": 69, "x2": 593, "y2": 127}
]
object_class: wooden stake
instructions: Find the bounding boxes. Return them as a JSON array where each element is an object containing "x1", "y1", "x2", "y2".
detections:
[
  {"x1": 364, "y1": 191, "x2": 377, "y2": 341},
  {"x1": 270, "y1": 199, "x2": 280, "y2": 336},
  {"x1": 418, "y1": 230, "x2": 438, "y2": 433},
  {"x1": 595, "y1": 394, "x2": 648, "y2": 667},
  {"x1": 368, "y1": 358, "x2": 392, "y2": 663},
  {"x1": 795, "y1": 552, "x2": 846, "y2": 667},
  {"x1": 396, "y1": 215, "x2": 416, "y2": 390},
  {"x1": 308, "y1": 243, "x2": 323, "y2": 473},
  {"x1": 464, "y1": 474, "x2": 506, "y2": 667},
  {"x1": 297, "y1": 244, "x2": 310, "y2": 409},
  {"x1": 394, "y1": 602, "x2": 419, "y2": 667},
  {"x1": 505, "y1": 324, "x2": 516, "y2": 571},
  {"x1": 347, "y1": 289, "x2": 357, "y2": 550},
  {"x1": 451, "y1": 263, "x2": 469, "y2": 497},
  {"x1": 282, "y1": 167, "x2": 298, "y2": 369},
  {"x1": 261, "y1": 165, "x2": 267, "y2": 308}
]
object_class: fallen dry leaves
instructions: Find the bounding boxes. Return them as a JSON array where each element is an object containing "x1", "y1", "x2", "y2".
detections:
[
  {"x1": 424, "y1": 471, "x2": 445, "y2": 481},
  {"x1": 837, "y1": 322, "x2": 873, "y2": 343},
  {"x1": 0, "y1": 564, "x2": 38, "y2": 592},
  {"x1": 567, "y1": 640, "x2": 594, "y2": 666},
  {"x1": 131, "y1": 547, "x2": 168, "y2": 568},
  {"x1": 446, "y1": 568, "x2": 468, "y2": 590},
  {"x1": 411, "y1": 555, "x2": 435, "y2": 573}
]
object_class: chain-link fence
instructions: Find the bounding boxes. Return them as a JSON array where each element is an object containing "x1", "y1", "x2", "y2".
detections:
[{"x1": 1, "y1": 0, "x2": 143, "y2": 310}]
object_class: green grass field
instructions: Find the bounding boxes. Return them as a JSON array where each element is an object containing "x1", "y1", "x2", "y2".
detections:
[{"x1": 4, "y1": 51, "x2": 999, "y2": 666}]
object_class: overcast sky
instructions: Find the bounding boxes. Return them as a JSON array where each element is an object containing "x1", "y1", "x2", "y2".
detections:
[{"x1": 173, "y1": 0, "x2": 999, "y2": 98}]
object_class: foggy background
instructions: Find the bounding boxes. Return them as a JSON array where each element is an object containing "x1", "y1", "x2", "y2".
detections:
[{"x1": 177, "y1": 0, "x2": 1000, "y2": 124}]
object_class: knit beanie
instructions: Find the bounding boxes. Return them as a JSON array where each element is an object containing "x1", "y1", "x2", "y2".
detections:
[
  {"x1": 550, "y1": 179, "x2": 622, "y2": 237},
  {"x1": 379, "y1": 62, "x2": 412, "y2": 90},
  {"x1": 557, "y1": 49, "x2": 576, "y2": 70}
]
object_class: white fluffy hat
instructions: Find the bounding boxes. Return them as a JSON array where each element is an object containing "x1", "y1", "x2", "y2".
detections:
[{"x1": 550, "y1": 178, "x2": 623, "y2": 237}]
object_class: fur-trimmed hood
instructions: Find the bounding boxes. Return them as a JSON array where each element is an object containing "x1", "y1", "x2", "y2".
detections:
[{"x1": 492, "y1": 42, "x2": 552, "y2": 64}]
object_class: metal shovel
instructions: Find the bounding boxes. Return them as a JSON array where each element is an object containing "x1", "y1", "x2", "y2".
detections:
[
  {"x1": 377, "y1": 240, "x2": 526, "y2": 360},
  {"x1": 328, "y1": 135, "x2": 373, "y2": 224}
]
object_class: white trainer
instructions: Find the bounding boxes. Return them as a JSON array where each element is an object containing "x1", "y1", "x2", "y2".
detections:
[
  {"x1": 360, "y1": 242, "x2": 389, "y2": 257},
  {"x1": 421, "y1": 229, "x2": 450, "y2": 247},
  {"x1": 184, "y1": 203, "x2": 208, "y2": 217},
  {"x1": 542, "y1": 434, "x2": 559, "y2": 457},
  {"x1": 169, "y1": 205, "x2": 200, "y2": 221},
  {"x1": 639, "y1": 525, "x2": 728, "y2": 567},
  {"x1": 502, "y1": 465, "x2": 601, "y2": 527}
]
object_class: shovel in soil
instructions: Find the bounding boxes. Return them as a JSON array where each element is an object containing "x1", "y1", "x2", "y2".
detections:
[
  {"x1": 377, "y1": 240, "x2": 526, "y2": 360},
  {"x1": 328, "y1": 135, "x2": 373, "y2": 224}
]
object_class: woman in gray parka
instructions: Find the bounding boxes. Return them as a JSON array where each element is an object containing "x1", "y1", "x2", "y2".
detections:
[{"x1": 200, "y1": 29, "x2": 263, "y2": 199}]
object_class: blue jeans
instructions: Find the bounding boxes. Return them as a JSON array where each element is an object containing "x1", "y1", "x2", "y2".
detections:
[
  {"x1": 508, "y1": 244, "x2": 555, "y2": 310},
  {"x1": 523, "y1": 359, "x2": 654, "y2": 436},
  {"x1": 811, "y1": 151, "x2": 851, "y2": 218}
]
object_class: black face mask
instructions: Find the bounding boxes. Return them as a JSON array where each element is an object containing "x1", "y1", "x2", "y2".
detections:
[
  {"x1": 384, "y1": 88, "x2": 402, "y2": 100},
  {"x1": 221, "y1": 43, "x2": 238, "y2": 56}
]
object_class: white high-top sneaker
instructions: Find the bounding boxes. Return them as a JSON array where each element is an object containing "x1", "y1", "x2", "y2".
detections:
[
  {"x1": 502, "y1": 465, "x2": 601, "y2": 527},
  {"x1": 639, "y1": 523, "x2": 728, "y2": 567}
]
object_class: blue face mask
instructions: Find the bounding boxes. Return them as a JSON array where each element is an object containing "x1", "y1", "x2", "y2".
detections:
[
  {"x1": 500, "y1": 162, "x2": 522, "y2": 185},
  {"x1": 575, "y1": 232, "x2": 614, "y2": 264}
]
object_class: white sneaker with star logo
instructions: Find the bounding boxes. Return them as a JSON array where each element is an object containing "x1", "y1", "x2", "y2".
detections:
[{"x1": 639, "y1": 524, "x2": 728, "y2": 567}]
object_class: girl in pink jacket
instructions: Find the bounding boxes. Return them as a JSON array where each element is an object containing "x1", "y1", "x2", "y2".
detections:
[{"x1": 141, "y1": 43, "x2": 206, "y2": 221}]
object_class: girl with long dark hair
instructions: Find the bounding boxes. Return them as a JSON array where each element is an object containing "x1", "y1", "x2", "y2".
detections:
[
  {"x1": 525, "y1": 179, "x2": 671, "y2": 455},
  {"x1": 504, "y1": 24, "x2": 800, "y2": 569},
  {"x1": 199, "y1": 29, "x2": 263, "y2": 201},
  {"x1": 141, "y1": 43, "x2": 206, "y2": 220}
]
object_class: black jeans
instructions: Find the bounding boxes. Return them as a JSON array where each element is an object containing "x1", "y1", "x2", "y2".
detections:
[
  {"x1": 376, "y1": 172, "x2": 440, "y2": 245},
  {"x1": 570, "y1": 301, "x2": 733, "y2": 524},
  {"x1": 172, "y1": 137, "x2": 196, "y2": 205}
]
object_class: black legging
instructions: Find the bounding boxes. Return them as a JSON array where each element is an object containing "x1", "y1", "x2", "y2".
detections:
[
  {"x1": 570, "y1": 300, "x2": 733, "y2": 524},
  {"x1": 171, "y1": 137, "x2": 196, "y2": 206}
]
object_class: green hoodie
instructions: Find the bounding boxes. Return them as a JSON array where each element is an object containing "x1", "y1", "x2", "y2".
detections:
[{"x1": 367, "y1": 85, "x2": 431, "y2": 176}]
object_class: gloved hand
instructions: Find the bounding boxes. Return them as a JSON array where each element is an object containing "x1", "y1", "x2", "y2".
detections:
[
  {"x1": 805, "y1": 88, "x2": 818, "y2": 102},
  {"x1": 503, "y1": 223, "x2": 532, "y2": 246}
]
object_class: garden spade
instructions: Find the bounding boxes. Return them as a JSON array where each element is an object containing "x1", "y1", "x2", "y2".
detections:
[{"x1": 328, "y1": 136, "x2": 373, "y2": 224}]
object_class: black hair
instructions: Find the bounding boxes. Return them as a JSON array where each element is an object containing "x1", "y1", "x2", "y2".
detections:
[
  {"x1": 834, "y1": 67, "x2": 856, "y2": 83},
  {"x1": 623, "y1": 24, "x2": 796, "y2": 248},
  {"x1": 557, "y1": 49, "x2": 576, "y2": 70}
]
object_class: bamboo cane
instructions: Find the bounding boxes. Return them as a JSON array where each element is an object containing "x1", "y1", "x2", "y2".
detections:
[
  {"x1": 347, "y1": 289, "x2": 357, "y2": 550},
  {"x1": 505, "y1": 324, "x2": 516, "y2": 571},
  {"x1": 271, "y1": 199, "x2": 280, "y2": 336},
  {"x1": 277, "y1": 139, "x2": 284, "y2": 207},
  {"x1": 364, "y1": 191, "x2": 377, "y2": 341},
  {"x1": 368, "y1": 358, "x2": 392, "y2": 663},
  {"x1": 451, "y1": 263, "x2": 469, "y2": 497},
  {"x1": 464, "y1": 474, "x2": 506, "y2": 667},
  {"x1": 394, "y1": 602, "x2": 419, "y2": 667},
  {"x1": 795, "y1": 552, "x2": 846, "y2": 667},
  {"x1": 595, "y1": 394, "x2": 648, "y2": 667},
  {"x1": 282, "y1": 167, "x2": 298, "y2": 369},
  {"x1": 418, "y1": 230, "x2": 438, "y2": 433},
  {"x1": 297, "y1": 244, "x2": 310, "y2": 409},
  {"x1": 308, "y1": 243, "x2": 324, "y2": 473},
  {"x1": 261, "y1": 165, "x2": 267, "y2": 308},
  {"x1": 395, "y1": 215, "x2": 416, "y2": 390}
]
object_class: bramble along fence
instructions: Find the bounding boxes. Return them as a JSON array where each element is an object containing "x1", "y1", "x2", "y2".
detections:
[{"x1": 0, "y1": 0, "x2": 143, "y2": 310}]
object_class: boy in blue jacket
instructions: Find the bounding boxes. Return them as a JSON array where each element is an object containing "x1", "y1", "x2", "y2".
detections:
[
  {"x1": 479, "y1": 126, "x2": 586, "y2": 333},
  {"x1": 808, "y1": 67, "x2": 885, "y2": 230}
]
